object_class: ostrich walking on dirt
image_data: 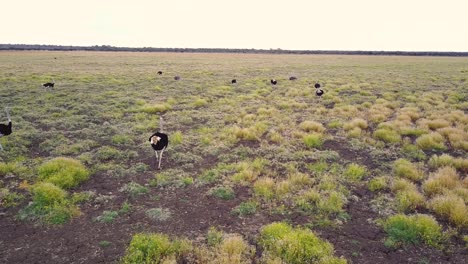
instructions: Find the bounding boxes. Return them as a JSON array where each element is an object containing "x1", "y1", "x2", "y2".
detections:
[
  {"x1": 149, "y1": 117, "x2": 169, "y2": 169},
  {"x1": 0, "y1": 107, "x2": 12, "y2": 151}
]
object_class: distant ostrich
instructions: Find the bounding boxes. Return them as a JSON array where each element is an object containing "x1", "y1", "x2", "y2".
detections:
[
  {"x1": 0, "y1": 107, "x2": 12, "y2": 151},
  {"x1": 157, "y1": 71, "x2": 163, "y2": 75},
  {"x1": 316, "y1": 89, "x2": 324, "y2": 97},
  {"x1": 289, "y1": 76, "x2": 297, "y2": 81},
  {"x1": 231, "y1": 79, "x2": 237, "y2": 84},
  {"x1": 43, "y1": 82, "x2": 55, "y2": 88},
  {"x1": 314, "y1": 82, "x2": 321, "y2": 89},
  {"x1": 270, "y1": 79, "x2": 277, "y2": 85},
  {"x1": 174, "y1": 76, "x2": 180, "y2": 81},
  {"x1": 149, "y1": 117, "x2": 169, "y2": 169}
]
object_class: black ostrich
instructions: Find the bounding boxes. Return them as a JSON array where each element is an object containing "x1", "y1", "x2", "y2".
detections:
[
  {"x1": 271, "y1": 79, "x2": 277, "y2": 85},
  {"x1": 149, "y1": 117, "x2": 169, "y2": 169},
  {"x1": 43, "y1": 82, "x2": 55, "y2": 88},
  {"x1": 0, "y1": 108, "x2": 12, "y2": 151},
  {"x1": 314, "y1": 82, "x2": 321, "y2": 89},
  {"x1": 157, "y1": 71, "x2": 163, "y2": 75},
  {"x1": 231, "y1": 79, "x2": 237, "y2": 84},
  {"x1": 289, "y1": 76, "x2": 297, "y2": 81},
  {"x1": 174, "y1": 76, "x2": 180, "y2": 81},
  {"x1": 316, "y1": 89, "x2": 324, "y2": 96}
]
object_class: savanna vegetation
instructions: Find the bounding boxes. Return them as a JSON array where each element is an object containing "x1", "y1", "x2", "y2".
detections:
[{"x1": 0, "y1": 51, "x2": 467, "y2": 263}]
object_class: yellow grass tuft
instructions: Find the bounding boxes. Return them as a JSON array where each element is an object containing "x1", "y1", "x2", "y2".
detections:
[
  {"x1": 429, "y1": 194, "x2": 468, "y2": 228},
  {"x1": 423, "y1": 167, "x2": 460, "y2": 197},
  {"x1": 299, "y1": 121, "x2": 326, "y2": 133}
]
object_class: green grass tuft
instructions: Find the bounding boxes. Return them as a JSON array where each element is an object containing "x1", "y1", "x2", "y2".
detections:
[{"x1": 38, "y1": 157, "x2": 90, "y2": 189}]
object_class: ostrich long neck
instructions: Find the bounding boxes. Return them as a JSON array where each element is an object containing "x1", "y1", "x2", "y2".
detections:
[
  {"x1": 159, "y1": 117, "x2": 163, "y2": 133},
  {"x1": 5, "y1": 108, "x2": 10, "y2": 122}
]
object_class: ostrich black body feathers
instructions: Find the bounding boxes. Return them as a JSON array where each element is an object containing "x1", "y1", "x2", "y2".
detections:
[{"x1": 149, "y1": 132, "x2": 169, "y2": 151}]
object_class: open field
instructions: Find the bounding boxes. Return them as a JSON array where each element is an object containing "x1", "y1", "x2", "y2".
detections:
[{"x1": 0, "y1": 51, "x2": 467, "y2": 263}]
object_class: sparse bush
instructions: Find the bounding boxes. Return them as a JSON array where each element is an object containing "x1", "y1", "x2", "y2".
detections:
[
  {"x1": 120, "y1": 182, "x2": 148, "y2": 197},
  {"x1": 254, "y1": 177, "x2": 275, "y2": 200},
  {"x1": 374, "y1": 129, "x2": 401, "y2": 144},
  {"x1": 217, "y1": 235, "x2": 252, "y2": 264},
  {"x1": 260, "y1": 222, "x2": 346, "y2": 264},
  {"x1": 368, "y1": 176, "x2": 388, "y2": 192},
  {"x1": 318, "y1": 191, "x2": 346, "y2": 214},
  {"x1": 327, "y1": 120, "x2": 343, "y2": 129},
  {"x1": 393, "y1": 159, "x2": 424, "y2": 182},
  {"x1": 423, "y1": 167, "x2": 460, "y2": 197},
  {"x1": 429, "y1": 194, "x2": 468, "y2": 227},
  {"x1": 344, "y1": 163, "x2": 367, "y2": 182},
  {"x1": 346, "y1": 127, "x2": 362, "y2": 138},
  {"x1": 0, "y1": 189, "x2": 24, "y2": 208},
  {"x1": 232, "y1": 201, "x2": 257, "y2": 217},
  {"x1": 171, "y1": 131, "x2": 183, "y2": 145},
  {"x1": 193, "y1": 98, "x2": 208, "y2": 108},
  {"x1": 140, "y1": 103, "x2": 171, "y2": 114},
  {"x1": 210, "y1": 186, "x2": 235, "y2": 200},
  {"x1": 344, "y1": 118, "x2": 368, "y2": 130},
  {"x1": 95, "y1": 210, "x2": 119, "y2": 223},
  {"x1": 415, "y1": 133, "x2": 446, "y2": 151},
  {"x1": 299, "y1": 121, "x2": 326, "y2": 133},
  {"x1": 303, "y1": 133, "x2": 323, "y2": 148},
  {"x1": 38, "y1": 157, "x2": 90, "y2": 189},
  {"x1": 111, "y1": 134, "x2": 134, "y2": 146},
  {"x1": 401, "y1": 144, "x2": 426, "y2": 161},
  {"x1": 207, "y1": 227, "x2": 223, "y2": 247},
  {"x1": 395, "y1": 189, "x2": 425, "y2": 212},
  {"x1": 122, "y1": 233, "x2": 174, "y2": 264},
  {"x1": 96, "y1": 146, "x2": 122, "y2": 161},
  {"x1": 383, "y1": 214, "x2": 444, "y2": 248},
  {"x1": 146, "y1": 208, "x2": 172, "y2": 221},
  {"x1": 31, "y1": 182, "x2": 67, "y2": 207},
  {"x1": 391, "y1": 178, "x2": 417, "y2": 193},
  {"x1": 428, "y1": 154, "x2": 468, "y2": 173}
]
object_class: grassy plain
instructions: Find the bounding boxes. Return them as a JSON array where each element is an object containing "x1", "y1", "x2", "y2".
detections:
[{"x1": 0, "y1": 51, "x2": 467, "y2": 263}]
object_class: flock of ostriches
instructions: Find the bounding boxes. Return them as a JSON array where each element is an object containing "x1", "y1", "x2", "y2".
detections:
[{"x1": 1, "y1": 71, "x2": 324, "y2": 169}]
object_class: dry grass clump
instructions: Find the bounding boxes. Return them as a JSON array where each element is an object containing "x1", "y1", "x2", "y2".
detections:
[
  {"x1": 429, "y1": 194, "x2": 468, "y2": 228},
  {"x1": 426, "y1": 119, "x2": 452, "y2": 130},
  {"x1": 423, "y1": 167, "x2": 460, "y2": 197},
  {"x1": 368, "y1": 104, "x2": 393, "y2": 124},
  {"x1": 299, "y1": 121, "x2": 326, "y2": 133},
  {"x1": 343, "y1": 118, "x2": 368, "y2": 131},
  {"x1": 393, "y1": 159, "x2": 424, "y2": 182},
  {"x1": 373, "y1": 128, "x2": 402, "y2": 144},
  {"x1": 390, "y1": 178, "x2": 425, "y2": 212},
  {"x1": 428, "y1": 154, "x2": 468, "y2": 172},
  {"x1": 415, "y1": 133, "x2": 446, "y2": 151},
  {"x1": 232, "y1": 158, "x2": 268, "y2": 185},
  {"x1": 437, "y1": 127, "x2": 468, "y2": 151}
]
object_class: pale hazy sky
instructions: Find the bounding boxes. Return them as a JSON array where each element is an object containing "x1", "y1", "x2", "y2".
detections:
[{"x1": 1, "y1": 0, "x2": 467, "y2": 51}]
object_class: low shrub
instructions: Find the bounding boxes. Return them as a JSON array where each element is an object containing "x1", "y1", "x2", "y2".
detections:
[
  {"x1": 383, "y1": 214, "x2": 444, "y2": 248},
  {"x1": 303, "y1": 133, "x2": 323, "y2": 148},
  {"x1": 344, "y1": 163, "x2": 367, "y2": 182},
  {"x1": 429, "y1": 194, "x2": 468, "y2": 228},
  {"x1": 260, "y1": 222, "x2": 346, "y2": 264},
  {"x1": 393, "y1": 159, "x2": 424, "y2": 182},
  {"x1": 368, "y1": 176, "x2": 388, "y2": 192},
  {"x1": 38, "y1": 157, "x2": 90, "y2": 189},
  {"x1": 374, "y1": 129, "x2": 401, "y2": 144}
]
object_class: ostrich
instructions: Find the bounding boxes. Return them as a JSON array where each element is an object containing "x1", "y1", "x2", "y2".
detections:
[
  {"x1": 174, "y1": 76, "x2": 180, "y2": 81},
  {"x1": 149, "y1": 117, "x2": 169, "y2": 169},
  {"x1": 157, "y1": 71, "x2": 163, "y2": 75},
  {"x1": 0, "y1": 107, "x2": 12, "y2": 151},
  {"x1": 270, "y1": 79, "x2": 277, "y2": 85},
  {"x1": 314, "y1": 82, "x2": 321, "y2": 89},
  {"x1": 316, "y1": 89, "x2": 324, "y2": 97},
  {"x1": 289, "y1": 76, "x2": 297, "y2": 81},
  {"x1": 231, "y1": 79, "x2": 237, "y2": 84},
  {"x1": 43, "y1": 82, "x2": 55, "y2": 88}
]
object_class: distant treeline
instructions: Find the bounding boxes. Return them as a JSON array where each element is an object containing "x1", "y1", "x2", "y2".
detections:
[{"x1": 1, "y1": 44, "x2": 467, "y2": 57}]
